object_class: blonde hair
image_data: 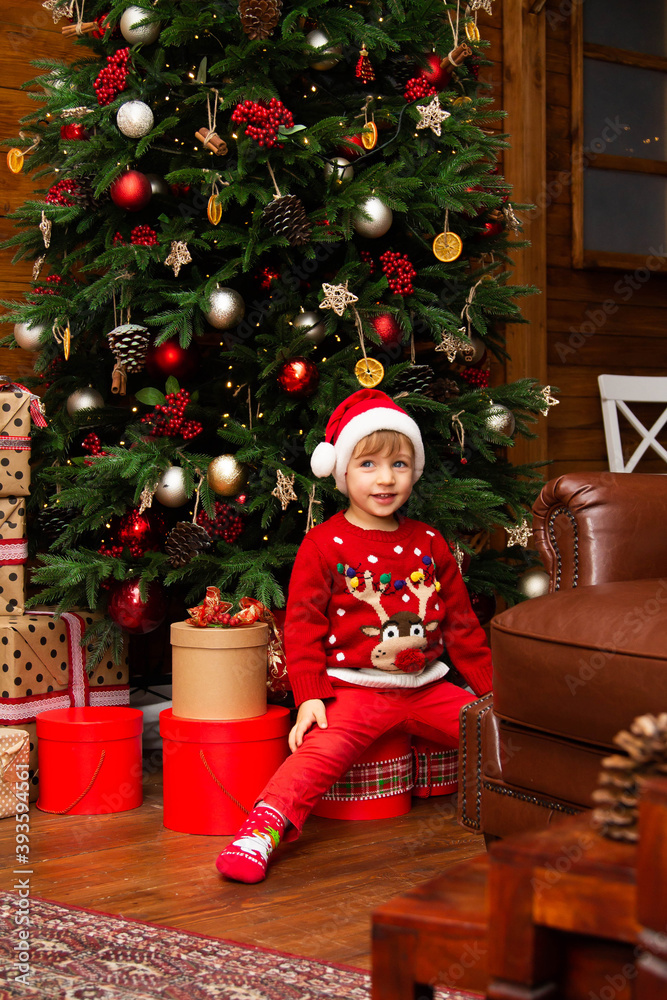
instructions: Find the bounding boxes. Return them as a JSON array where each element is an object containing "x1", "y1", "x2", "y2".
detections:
[{"x1": 352, "y1": 430, "x2": 414, "y2": 460}]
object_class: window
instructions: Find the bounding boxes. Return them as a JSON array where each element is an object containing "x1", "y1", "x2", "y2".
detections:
[{"x1": 572, "y1": 0, "x2": 667, "y2": 269}]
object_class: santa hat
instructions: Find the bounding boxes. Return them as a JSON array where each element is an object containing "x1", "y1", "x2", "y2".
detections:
[{"x1": 310, "y1": 388, "x2": 425, "y2": 495}]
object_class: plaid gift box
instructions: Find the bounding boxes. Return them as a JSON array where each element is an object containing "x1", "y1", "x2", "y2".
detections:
[{"x1": 411, "y1": 737, "x2": 459, "y2": 797}]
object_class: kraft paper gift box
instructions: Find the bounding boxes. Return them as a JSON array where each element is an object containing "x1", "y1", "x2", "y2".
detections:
[
  {"x1": 0, "y1": 387, "x2": 32, "y2": 497},
  {"x1": 0, "y1": 722, "x2": 37, "y2": 803},
  {"x1": 0, "y1": 495, "x2": 27, "y2": 616},
  {"x1": 0, "y1": 727, "x2": 30, "y2": 818},
  {"x1": 0, "y1": 611, "x2": 130, "y2": 726}
]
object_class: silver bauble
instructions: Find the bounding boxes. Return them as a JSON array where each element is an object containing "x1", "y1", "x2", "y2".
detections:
[
  {"x1": 517, "y1": 566, "x2": 550, "y2": 600},
  {"x1": 457, "y1": 334, "x2": 486, "y2": 365},
  {"x1": 146, "y1": 173, "x2": 169, "y2": 197},
  {"x1": 352, "y1": 196, "x2": 393, "y2": 238},
  {"x1": 66, "y1": 387, "x2": 104, "y2": 416},
  {"x1": 293, "y1": 311, "x2": 327, "y2": 345},
  {"x1": 116, "y1": 100, "x2": 154, "y2": 139},
  {"x1": 13, "y1": 322, "x2": 46, "y2": 351},
  {"x1": 204, "y1": 287, "x2": 245, "y2": 330},
  {"x1": 120, "y1": 6, "x2": 161, "y2": 44},
  {"x1": 154, "y1": 465, "x2": 188, "y2": 507},
  {"x1": 323, "y1": 156, "x2": 354, "y2": 184},
  {"x1": 484, "y1": 404, "x2": 516, "y2": 438},
  {"x1": 306, "y1": 29, "x2": 343, "y2": 70}
]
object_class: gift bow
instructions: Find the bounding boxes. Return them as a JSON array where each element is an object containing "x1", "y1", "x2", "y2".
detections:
[
  {"x1": 0, "y1": 378, "x2": 47, "y2": 428},
  {"x1": 186, "y1": 587, "x2": 266, "y2": 627}
]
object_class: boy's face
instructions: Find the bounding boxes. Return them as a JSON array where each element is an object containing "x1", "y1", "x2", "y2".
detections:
[{"x1": 345, "y1": 445, "x2": 414, "y2": 526}]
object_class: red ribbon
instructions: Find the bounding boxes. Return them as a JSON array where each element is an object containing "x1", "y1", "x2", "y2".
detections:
[
  {"x1": 187, "y1": 589, "x2": 268, "y2": 628},
  {"x1": 0, "y1": 378, "x2": 47, "y2": 428}
]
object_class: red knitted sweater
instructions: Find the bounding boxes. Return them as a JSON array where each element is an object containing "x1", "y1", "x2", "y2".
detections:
[{"x1": 284, "y1": 511, "x2": 493, "y2": 705}]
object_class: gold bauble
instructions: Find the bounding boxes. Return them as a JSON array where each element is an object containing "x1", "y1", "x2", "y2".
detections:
[
  {"x1": 517, "y1": 567, "x2": 550, "y2": 600},
  {"x1": 207, "y1": 454, "x2": 247, "y2": 496}
]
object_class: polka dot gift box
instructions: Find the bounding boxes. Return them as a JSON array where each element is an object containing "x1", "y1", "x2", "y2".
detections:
[
  {"x1": 0, "y1": 494, "x2": 27, "y2": 616},
  {"x1": 0, "y1": 384, "x2": 45, "y2": 498}
]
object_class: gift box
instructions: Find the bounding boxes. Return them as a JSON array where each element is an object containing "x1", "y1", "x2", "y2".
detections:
[
  {"x1": 0, "y1": 496, "x2": 27, "y2": 541},
  {"x1": 0, "y1": 610, "x2": 130, "y2": 725},
  {"x1": 171, "y1": 620, "x2": 269, "y2": 721},
  {"x1": 37, "y1": 707, "x2": 143, "y2": 815},
  {"x1": 160, "y1": 705, "x2": 290, "y2": 834},
  {"x1": 1, "y1": 723, "x2": 38, "y2": 803},
  {"x1": 0, "y1": 727, "x2": 30, "y2": 819},
  {"x1": 130, "y1": 685, "x2": 172, "y2": 750},
  {"x1": 0, "y1": 387, "x2": 33, "y2": 497},
  {"x1": 312, "y1": 731, "x2": 414, "y2": 821},
  {"x1": 411, "y1": 738, "x2": 459, "y2": 797}
]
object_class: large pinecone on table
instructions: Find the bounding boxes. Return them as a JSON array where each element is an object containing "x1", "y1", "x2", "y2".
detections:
[
  {"x1": 239, "y1": 0, "x2": 282, "y2": 39},
  {"x1": 107, "y1": 323, "x2": 150, "y2": 373},
  {"x1": 592, "y1": 712, "x2": 667, "y2": 842},
  {"x1": 262, "y1": 195, "x2": 311, "y2": 247},
  {"x1": 165, "y1": 522, "x2": 212, "y2": 568}
]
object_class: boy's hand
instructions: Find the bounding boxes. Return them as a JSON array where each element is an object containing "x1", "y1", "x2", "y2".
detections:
[{"x1": 289, "y1": 699, "x2": 327, "y2": 752}]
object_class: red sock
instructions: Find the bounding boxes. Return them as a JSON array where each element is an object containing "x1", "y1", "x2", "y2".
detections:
[{"x1": 215, "y1": 803, "x2": 286, "y2": 884}]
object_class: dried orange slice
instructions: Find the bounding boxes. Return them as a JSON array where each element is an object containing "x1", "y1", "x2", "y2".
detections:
[
  {"x1": 207, "y1": 195, "x2": 222, "y2": 225},
  {"x1": 432, "y1": 231, "x2": 463, "y2": 262},
  {"x1": 7, "y1": 148, "x2": 24, "y2": 174},
  {"x1": 361, "y1": 121, "x2": 378, "y2": 150},
  {"x1": 355, "y1": 357, "x2": 384, "y2": 387},
  {"x1": 465, "y1": 20, "x2": 480, "y2": 43}
]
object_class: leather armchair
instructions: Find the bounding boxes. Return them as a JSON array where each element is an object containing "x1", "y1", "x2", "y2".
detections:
[{"x1": 458, "y1": 472, "x2": 667, "y2": 840}]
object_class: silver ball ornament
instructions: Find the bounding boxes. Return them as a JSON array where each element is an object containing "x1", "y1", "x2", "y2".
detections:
[
  {"x1": 154, "y1": 466, "x2": 188, "y2": 507},
  {"x1": 306, "y1": 29, "x2": 343, "y2": 70},
  {"x1": 293, "y1": 311, "x2": 327, "y2": 345},
  {"x1": 353, "y1": 196, "x2": 393, "y2": 238},
  {"x1": 484, "y1": 404, "x2": 516, "y2": 438},
  {"x1": 13, "y1": 322, "x2": 46, "y2": 351},
  {"x1": 204, "y1": 287, "x2": 245, "y2": 330},
  {"x1": 116, "y1": 100, "x2": 154, "y2": 139},
  {"x1": 323, "y1": 156, "x2": 354, "y2": 184},
  {"x1": 66, "y1": 387, "x2": 104, "y2": 416},
  {"x1": 120, "y1": 6, "x2": 161, "y2": 44},
  {"x1": 146, "y1": 173, "x2": 168, "y2": 197},
  {"x1": 517, "y1": 566, "x2": 550, "y2": 600}
]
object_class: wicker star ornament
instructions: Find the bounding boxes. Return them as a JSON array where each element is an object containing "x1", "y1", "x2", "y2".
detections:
[
  {"x1": 416, "y1": 97, "x2": 451, "y2": 137},
  {"x1": 272, "y1": 469, "x2": 297, "y2": 510},
  {"x1": 319, "y1": 281, "x2": 359, "y2": 317},
  {"x1": 164, "y1": 241, "x2": 192, "y2": 277}
]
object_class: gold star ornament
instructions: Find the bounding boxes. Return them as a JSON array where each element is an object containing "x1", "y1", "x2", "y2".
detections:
[
  {"x1": 319, "y1": 281, "x2": 359, "y2": 317},
  {"x1": 506, "y1": 519, "x2": 532, "y2": 548},
  {"x1": 539, "y1": 385, "x2": 559, "y2": 415},
  {"x1": 416, "y1": 96, "x2": 451, "y2": 137},
  {"x1": 272, "y1": 469, "x2": 298, "y2": 510},
  {"x1": 164, "y1": 241, "x2": 192, "y2": 277}
]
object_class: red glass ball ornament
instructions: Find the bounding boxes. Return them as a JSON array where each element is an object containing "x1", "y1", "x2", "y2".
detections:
[
  {"x1": 145, "y1": 339, "x2": 199, "y2": 380},
  {"x1": 469, "y1": 590, "x2": 497, "y2": 626},
  {"x1": 370, "y1": 313, "x2": 404, "y2": 348},
  {"x1": 338, "y1": 134, "x2": 365, "y2": 159},
  {"x1": 277, "y1": 357, "x2": 319, "y2": 397},
  {"x1": 60, "y1": 123, "x2": 88, "y2": 141},
  {"x1": 107, "y1": 578, "x2": 167, "y2": 634},
  {"x1": 110, "y1": 170, "x2": 152, "y2": 212},
  {"x1": 420, "y1": 52, "x2": 448, "y2": 90},
  {"x1": 116, "y1": 509, "x2": 164, "y2": 555},
  {"x1": 482, "y1": 220, "x2": 503, "y2": 238}
]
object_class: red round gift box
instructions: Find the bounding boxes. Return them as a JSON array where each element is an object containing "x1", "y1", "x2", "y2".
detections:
[
  {"x1": 312, "y1": 730, "x2": 413, "y2": 821},
  {"x1": 36, "y1": 707, "x2": 143, "y2": 815},
  {"x1": 160, "y1": 705, "x2": 290, "y2": 835}
]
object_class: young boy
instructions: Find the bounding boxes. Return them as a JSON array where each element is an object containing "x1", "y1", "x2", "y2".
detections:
[{"x1": 216, "y1": 388, "x2": 493, "y2": 883}]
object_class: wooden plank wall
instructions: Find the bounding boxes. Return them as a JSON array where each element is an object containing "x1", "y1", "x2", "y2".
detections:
[
  {"x1": 544, "y1": 6, "x2": 667, "y2": 478},
  {"x1": 0, "y1": 2, "x2": 72, "y2": 382}
]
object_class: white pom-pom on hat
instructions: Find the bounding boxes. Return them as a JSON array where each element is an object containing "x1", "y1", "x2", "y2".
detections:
[{"x1": 310, "y1": 441, "x2": 336, "y2": 479}]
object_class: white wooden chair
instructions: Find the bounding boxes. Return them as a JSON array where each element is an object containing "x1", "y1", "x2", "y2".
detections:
[{"x1": 598, "y1": 374, "x2": 667, "y2": 472}]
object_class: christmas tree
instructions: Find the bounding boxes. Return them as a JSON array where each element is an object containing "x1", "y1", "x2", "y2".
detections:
[{"x1": 2, "y1": 0, "x2": 555, "y2": 667}]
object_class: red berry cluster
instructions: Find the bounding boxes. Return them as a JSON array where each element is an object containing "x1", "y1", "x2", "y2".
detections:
[
  {"x1": 459, "y1": 365, "x2": 490, "y2": 388},
  {"x1": 360, "y1": 250, "x2": 376, "y2": 275},
  {"x1": 404, "y1": 77, "x2": 437, "y2": 101},
  {"x1": 260, "y1": 267, "x2": 281, "y2": 289},
  {"x1": 130, "y1": 225, "x2": 158, "y2": 246},
  {"x1": 94, "y1": 48, "x2": 130, "y2": 106},
  {"x1": 98, "y1": 541, "x2": 124, "y2": 558},
  {"x1": 46, "y1": 178, "x2": 83, "y2": 206},
  {"x1": 82, "y1": 432, "x2": 107, "y2": 466},
  {"x1": 379, "y1": 250, "x2": 417, "y2": 295},
  {"x1": 60, "y1": 123, "x2": 87, "y2": 141},
  {"x1": 141, "y1": 389, "x2": 203, "y2": 440},
  {"x1": 32, "y1": 275, "x2": 64, "y2": 297},
  {"x1": 231, "y1": 98, "x2": 294, "y2": 148},
  {"x1": 196, "y1": 501, "x2": 245, "y2": 544},
  {"x1": 113, "y1": 231, "x2": 125, "y2": 245}
]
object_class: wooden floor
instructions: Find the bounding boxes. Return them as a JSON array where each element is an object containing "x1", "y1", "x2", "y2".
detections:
[{"x1": 3, "y1": 757, "x2": 486, "y2": 972}]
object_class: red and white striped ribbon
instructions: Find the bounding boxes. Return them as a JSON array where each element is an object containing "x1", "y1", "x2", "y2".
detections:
[{"x1": 0, "y1": 539, "x2": 28, "y2": 565}]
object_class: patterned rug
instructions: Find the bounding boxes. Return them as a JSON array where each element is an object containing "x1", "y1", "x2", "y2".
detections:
[{"x1": 0, "y1": 892, "x2": 478, "y2": 1000}]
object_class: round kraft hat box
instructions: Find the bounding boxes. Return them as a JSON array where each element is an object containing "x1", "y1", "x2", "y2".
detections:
[
  {"x1": 36, "y1": 707, "x2": 143, "y2": 815},
  {"x1": 160, "y1": 705, "x2": 290, "y2": 835},
  {"x1": 170, "y1": 620, "x2": 269, "y2": 720}
]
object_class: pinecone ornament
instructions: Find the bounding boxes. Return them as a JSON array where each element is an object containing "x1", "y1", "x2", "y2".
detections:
[
  {"x1": 262, "y1": 195, "x2": 311, "y2": 247},
  {"x1": 393, "y1": 364, "x2": 435, "y2": 396},
  {"x1": 165, "y1": 522, "x2": 212, "y2": 568},
  {"x1": 426, "y1": 377, "x2": 461, "y2": 403},
  {"x1": 107, "y1": 323, "x2": 150, "y2": 373},
  {"x1": 387, "y1": 54, "x2": 418, "y2": 90},
  {"x1": 36, "y1": 501, "x2": 75, "y2": 544},
  {"x1": 239, "y1": 0, "x2": 282, "y2": 39},
  {"x1": 593, "y1": 712, "x2": 667, "y2": 842}
]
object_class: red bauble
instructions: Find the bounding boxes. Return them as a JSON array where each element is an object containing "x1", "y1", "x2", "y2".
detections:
[
  {"x1": 420, "y1": 52, "x2": 448, "y2": 90},
  {"x1": 277, "y1": 357, "x2": 319, "y2": 397},
  {"x1": 145, "y1": 340, "x2": 199, "y2": 380},
  {"x1": 60, "y1": 123, "x2": 88, "y2": 141},
  {"x1": 107, "y1": 579, "x2": 167, "y2": 634},
  {"x1": 482, "y1": 220, "x2": 503, "y2": 238},
  {"x1": 469, "y1": 590, "x2": 497, "y2": 626},
  {"x1": 338, "y1": 134, "x2": 365, "y2": 159},
  {"x1": 110, "y1": 170, "x2": 152, "y2": 212},
  {"x1": 370, "y1": 314, "x2": 404, "y2": 348},
  {"x1": 117, "y1": 509, "x2": 164, "y2": 557}
]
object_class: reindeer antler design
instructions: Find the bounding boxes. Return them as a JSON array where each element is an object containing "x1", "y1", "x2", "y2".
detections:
[
  {"x1": 344, "y1": 566, "x2": 392, "y2": 624},
  {"x1": 404, "y1": 562, "x2": 439, "y2": 621}
]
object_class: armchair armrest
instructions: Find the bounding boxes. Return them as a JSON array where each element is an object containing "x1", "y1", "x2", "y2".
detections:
[{"x1": 532, "y1": 472, "x2": 667, "y2": 590}]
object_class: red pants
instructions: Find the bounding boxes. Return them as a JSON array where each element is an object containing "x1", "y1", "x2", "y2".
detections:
[{"x1": 259, "y1": 680, "x2": 474, "y2": 839}]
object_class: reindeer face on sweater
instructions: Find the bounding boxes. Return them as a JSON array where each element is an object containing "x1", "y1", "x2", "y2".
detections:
[{"x1": 341, "y1": 562, "x2": 441, "y2": 673}]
